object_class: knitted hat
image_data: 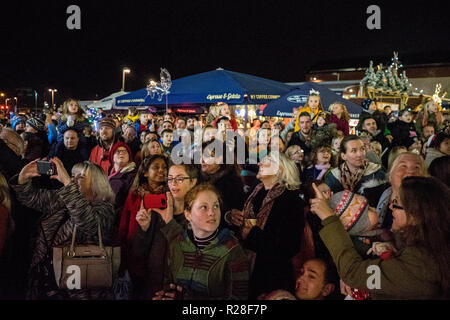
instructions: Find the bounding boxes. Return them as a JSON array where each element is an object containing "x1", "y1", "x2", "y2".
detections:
[
  {"x1": 98, "y1": 117, "x2": 116, "y2": 129},
  {"x1": 361, "y1": 99, "x2": 374, "y2": 111},
  {"x1": 26, "y1": 117, "x2": 45, "y2": 132},
  {"x1": 328, "y1": 190, "x2": 371, "y2": 236},
  {"x1": 109, "y1": 141, "x2": 132, "y2": 164},
  {"x1": 11, "y1": 115, "x2": 27, "y2": 130}
]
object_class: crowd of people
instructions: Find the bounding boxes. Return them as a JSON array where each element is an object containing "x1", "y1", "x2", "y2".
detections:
[{"x1": 0, "y1": 92, "x2": 449, "y2": 300}]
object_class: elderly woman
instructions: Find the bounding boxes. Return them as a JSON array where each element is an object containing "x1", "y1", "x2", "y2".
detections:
[
  {"x1": 108, "y1": 142, "x2": 137, "y2": 231},
  {"x1": 376, "y1": 152, "x2": 427, "y2": 230},
  {"x1": 311, "y1": 176, "x2": 450, "y2": 299},
  {"x1": 10, "y1": 159, "x2": 115, "y2": 299},
  {"x1": 229, "y1": 152, "x2": 306, "y2": 299}
]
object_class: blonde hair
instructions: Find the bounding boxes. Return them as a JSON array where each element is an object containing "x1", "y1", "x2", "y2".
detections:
[
  {"x1": 72, "y1": 161, "x2": 115, "y2": 203},
  {"x1": 61, "y1": 98, "x2": 85, "y2": 122},
  {"x1": 0, "y1": 172, "x2": 11, "y2": 213},
  {"x1": 329, "y1": 101, "x2": 350, "y2": 122},
  {"x1": 285, "y1": 145, "x2": 302, "y2": 159},
  {"x1": 270, "y1": 152, "x2": 301, "y2": 190},
  {"x1": 389, "y1": 152, "x2": 427, "y2": 179},
  {"x1": 142, "y1": 139, "x2": 163, "y2": 157}
]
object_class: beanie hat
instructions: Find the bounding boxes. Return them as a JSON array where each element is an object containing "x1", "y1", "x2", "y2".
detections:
[
  {"x1": 109, "y1": 141, "x2": 132, "y2": 164},
  {"x1": 98, "y1": 117, "x2": 116, "y2": 130},
  {"x1": 11, "y1": 115, "x2": 27, "y2": 130},
  {"x1": 361, "y1": 99, "x2": 374, "y2": 111},
  {"x1": 26, "y1": 117, "x2": 45, "y2": 132},
  {"x1": 328, "y1": 190, "x2": 371, "y2": 236}
]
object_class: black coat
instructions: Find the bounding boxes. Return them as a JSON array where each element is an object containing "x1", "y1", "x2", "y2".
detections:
[
  {"x1": 388, "y1": 119, "x2": 416, "y2": 148},
  {"x1": 244, "y1": 188, "x2": 305, "y2": 299},
  {"x1": 199, "y1": 165, "x2": 246, "y2": 228}
]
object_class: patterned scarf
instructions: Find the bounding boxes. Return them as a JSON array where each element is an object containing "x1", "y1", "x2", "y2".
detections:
[
  {"x1": 340, "y1": 159, "x2": 369, "y2": 192},
  {"x1": 137, "y1": 182, "x2": 168, "y2": 197},
  {"x1": 242, "y1": 182, "x2": 286, "y2": 230}
]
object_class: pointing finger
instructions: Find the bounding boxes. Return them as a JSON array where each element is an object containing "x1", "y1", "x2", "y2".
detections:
[{"x1": 312, "y1": 183, "x2": 325, "y2": 200}]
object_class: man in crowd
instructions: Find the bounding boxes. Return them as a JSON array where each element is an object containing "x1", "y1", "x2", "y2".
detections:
[
  {"x1": 122, "y1": 124, "x2": 140, "y2": 157},
  {"x1": 49, "y1": 129, "x2": 89, "y2": 174},
  {"x1": 294, "y1": 259, "x2": 337, "y2": 300},
  {"x1": 288, "y1": 112, "x2": 314, "y2": 162},
  {"x1": 89, "y1": 117, "x2": 120, "y2": 173},
  {"x1": 161, "y1": 129, "x2": 174, "y2": 156},
  {"x1": 176, "y1": 117, "x2": 186, "y2": 130},
  {"x1": 361, "y1": 117, "x2": 391, "y2": 152}
]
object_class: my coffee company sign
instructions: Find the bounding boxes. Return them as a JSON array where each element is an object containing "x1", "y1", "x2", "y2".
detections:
[
  {"x1": 275, "y1": 95, "x2": 308, "y2": 117},
  {"x1": 286, "y1": 95, "x2": 308, "y2": 104}
]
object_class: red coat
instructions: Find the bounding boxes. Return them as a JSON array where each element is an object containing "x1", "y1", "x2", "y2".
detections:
[
  {"x1": 89, "y1": 141, "x2": 120, "y2": 174},
  {"x1": 118, "y1": 191, "x2": 146, "y2": 277},
  {"x1": 330, "y1": 114, "x2": 350, "y2": 136}
]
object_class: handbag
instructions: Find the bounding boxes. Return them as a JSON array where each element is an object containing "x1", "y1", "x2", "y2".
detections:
[{"x1": 52, "y1": 222, "x2": 120, "y2": 289}]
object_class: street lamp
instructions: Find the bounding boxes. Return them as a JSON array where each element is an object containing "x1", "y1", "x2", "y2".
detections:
[
  {"x1": 122, "y1": 68, "x2": 131, "y2": 91},
  {"x1": 14, "y1": 97, "x2": 17, "y2": 113},
  {"x1": 49, "y1": 89, "x2": 57, "y2": 107}
]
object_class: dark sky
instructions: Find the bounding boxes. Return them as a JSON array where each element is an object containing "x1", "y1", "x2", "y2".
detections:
[{"x1": 1, "y1": 0, "x2": 450, "y2": 105}]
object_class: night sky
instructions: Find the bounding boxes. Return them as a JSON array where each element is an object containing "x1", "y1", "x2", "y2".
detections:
[{"x1": 1, "y1": 0, "x2": 450, "y2": 105}]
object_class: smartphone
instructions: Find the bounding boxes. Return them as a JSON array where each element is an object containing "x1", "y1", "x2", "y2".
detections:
[
  {"x1": 144, "y1": 193, "x2": 167, "y2": 210},
  {"x1": 36, "y1": 160, "x2": 57, "y2": 175}
]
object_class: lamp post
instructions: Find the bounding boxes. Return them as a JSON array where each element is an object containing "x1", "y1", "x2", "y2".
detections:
[
  {"x1": 122, "y1": 68, "x2": 130, "y2": 91},
  {"x1": 14, "y1": 97, "x2": 17, "y2": 113},
  {"x1": 49, "y1": 89, "x2": 57, "y2": 107}
]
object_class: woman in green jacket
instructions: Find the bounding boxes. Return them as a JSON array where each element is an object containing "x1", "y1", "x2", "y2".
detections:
[{"x1": 310, "y1": 176, "x2": 450, "y2": 299}]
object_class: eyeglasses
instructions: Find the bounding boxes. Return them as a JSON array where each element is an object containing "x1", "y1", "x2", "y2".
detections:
[
  {"x1": 115, "y1": 149, "x2": 128, "y2": 155},
  {"x1": 167, "y1": 176, "x2": 191, "y2": 185}
]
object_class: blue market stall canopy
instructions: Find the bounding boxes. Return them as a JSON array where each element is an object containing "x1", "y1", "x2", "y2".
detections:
[
  {"x1": 115, "y1": 68, "x2": 292, "y2": 107},
  {"x1": 259, "y1": 82, "x2": 363, "y2": 118}
]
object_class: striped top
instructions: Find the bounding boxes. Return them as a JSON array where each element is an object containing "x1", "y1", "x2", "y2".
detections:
[{"x1": 192, "y1": 229, "x2": 219, "y2": 250}]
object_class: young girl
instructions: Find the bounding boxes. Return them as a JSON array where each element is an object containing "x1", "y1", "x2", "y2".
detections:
[
  {"x1": 303, "y1": 145, "x2": 332, "y2": 186},
  {"x1": 329, "y1": 102, "x2": 350, "y2": 136},
  {"x1": 331, "y1": 135, "x2": 343, "y2": 168},
  {"x1": 56, "y1": 99, "x2": 90, "y2": 144},
  {"x1": 416, "y1": 98, "x2": 444, "y2": 139},
  {"x1": 212, "y1": 102, "x2": 238, "y2": 131},
  {"x1": 149, "y1": 183, "x2": 249, "y2": 300},
  {"x1": 294, "y1": 90, "x2": 324, "y2": 129}
]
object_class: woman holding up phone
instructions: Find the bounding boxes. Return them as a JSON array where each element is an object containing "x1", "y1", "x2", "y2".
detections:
[
  {"x1": 118, "y1": 154, "x2": 169, "y2": 299},
  {"x1": 133, "y1": 163, "x2": 199, "y2": 299},
  {"x1": 10, "y1": 158, "x2": 115, "y2": 299}
]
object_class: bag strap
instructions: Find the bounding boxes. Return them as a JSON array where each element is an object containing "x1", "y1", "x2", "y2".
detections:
[{"x1": 68, "y1": 218, "x2": 104, "y2": 257}]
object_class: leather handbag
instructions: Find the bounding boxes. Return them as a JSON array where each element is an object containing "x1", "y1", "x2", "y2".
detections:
[{"x1": 52, "y1": 222, "x2": 120, "y2": 289}]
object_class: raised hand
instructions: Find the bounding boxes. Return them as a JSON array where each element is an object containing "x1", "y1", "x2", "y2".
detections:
[
  {"x1": 18, "y1": 158, "x2": 42, "y2": 184},
  {"x1": 153, "y1": 192, "x2": 174, "y2": 224},
  {"x1": 309, "y1": 183, "x2": 334, "y2": 221},
  {"x1": 136, "y1": 199, "x2": 151, "y2": 232},
  {"x1": 49, "y1": 157, "x2": 71, "y2": 186}
]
